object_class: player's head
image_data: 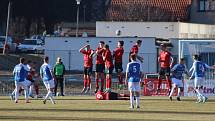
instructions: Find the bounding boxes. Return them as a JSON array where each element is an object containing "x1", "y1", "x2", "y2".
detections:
[
  {"x1": 86, "y1": 44, "x2": 90, "y2": 50},
  {"x1": 57, "y1": 57, "x2": 62, "y2": 63},
  {"x1": 136, "y1": 40, "x2": 142, "y2": 47},
  {"x1": 99, "y1": 41, "x2": 105, "y2": 48},
  {"x1": 193, "y1": 54, "x2": 200, "y2": 61},
  {"x1": 160, "y1": 43, "x2": 167, "y2": 51},
  {"x1": 180, "y1": 58, "x2": 185, "y2": 64},
  {"x1": 104, "y1": 44, "x2": 109, "y2": 50},
  {"x1": 44, "y1": 56, "x2": 49, "y2": 63},
  {"x1": 20, "y1": 57, "x2": 25, "y2": 64},
  {"x1": 130, "y1": 54, "x2": 136, "y2": 61},
  {"x1": 118, "y1": 41, "x2": 124, "y2": 47}
]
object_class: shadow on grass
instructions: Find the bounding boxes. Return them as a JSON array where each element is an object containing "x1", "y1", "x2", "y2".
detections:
[
  {"x1": 0, "y1": 115, "x2": 185, "y2": 121},
  {"x1": 0, "y1": 108, "x2": 215, "y2": 115}
]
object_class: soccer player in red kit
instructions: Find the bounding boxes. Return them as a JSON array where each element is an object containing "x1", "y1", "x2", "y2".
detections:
[
  {"x1": 113, "y1": 41, "x2": 124, "y2": 89},
  {"x1": 79, "y1": 44, "x2": 94, "y2": 94},
  {"x1": 157, "y1": 43, "x2": 173, "y2": 95},
  {"x1": 94, "y1": 41, "x2": 105, "y2": 93},
  {"x1": 129, "y1": 40, "x2": 143, "y2": 63},
  {"x1": 103, "y1": 44, "x2": 114, "y2": 92}
]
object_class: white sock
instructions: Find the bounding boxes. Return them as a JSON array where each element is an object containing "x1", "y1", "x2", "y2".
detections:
[
  {"x1": 49, "y1": 92, "x2": 55, "y2": 104},
  {"x1": 29, "y1": 85, "x2": 34, "y2": 96},
  {"x1": 15, "y1": 88, "x2": 19, "y2": 101},
  {"x1": 45, "y1": 91, "x2": 52, "y2": 100},
  {"x1": 11, "y1": 89, "x2": 15, "y2": 96},
  {"x1": 195, "y1": 89, "x2": 203, "y2": 97},
  {"x1": 177, "y1": 88, "x2": 181, "y2": 97},
  {"x1": 136, "y1": 96, "x2": 140, "y2": 107},
  {"x1": 169, "y1": 87, "x2": 175, "y2": 97},
  {"x1": 24, "y1": 88, "x2": 29, "y2": 101},
  {"x1": 130, "y1": 95, "x2": 134, "y2": 107}
]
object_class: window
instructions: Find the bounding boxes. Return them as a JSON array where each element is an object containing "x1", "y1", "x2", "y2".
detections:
[{"x1": 199, "y1": 0, "x2": 215, "y2": 11}]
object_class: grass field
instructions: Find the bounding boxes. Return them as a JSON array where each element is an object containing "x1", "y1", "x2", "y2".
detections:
[{"x1": 0, "y1": 96, "x2": 215, "y2": 121}]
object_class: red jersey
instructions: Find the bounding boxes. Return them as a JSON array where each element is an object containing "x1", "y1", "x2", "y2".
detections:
[
  {"x1": 159, "y1": 51, "x2": 172, "y2": 68},
  {"x1": 80, "y1": 49, "x2": 93, "y2": 67},
  {"x1": 130, "y1": 45, "x2": 138, "y2": 54},
  {"x1": 113, "y1": 47, "x2": 124, "y2": 63},
  {"x1": 96, "y1": 47, "x2": 105, "y2": 65},
  {"x1": 103, "y1": 49, "x2": 114, "y2": 68}
]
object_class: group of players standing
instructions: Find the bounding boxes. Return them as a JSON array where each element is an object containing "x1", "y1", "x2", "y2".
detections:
[
  {"x1": 11, "y1": 39, "x2": 215, "y2": 108},
  {"x1": 79, "y1": 40, "x2": 144, "y2": 90}
]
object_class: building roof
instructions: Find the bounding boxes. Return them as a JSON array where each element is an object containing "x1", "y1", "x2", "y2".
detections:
[{"x1": 106, "y1": 0, "x2": 192, "y2": 22}]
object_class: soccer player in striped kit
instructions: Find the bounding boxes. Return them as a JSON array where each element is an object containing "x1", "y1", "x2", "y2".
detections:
[
  {"x1": 189, "y1": 55, "x2": 215, "y2": 103},
  {"x1": 13, "y1": 57, "x2": 31, "y2": 103},
  {"x1": 125, "y1": 54, "x2": 143, "y2": 110},
  {"x1": 113, "y1": 41, "x2": 124, "y2": 89},
  {"x1": 169, "y1": 58, "x2": 189, "y2": 101},
  {"x1": 40, "y1": 56, "x2": 56, "y2": 104}
]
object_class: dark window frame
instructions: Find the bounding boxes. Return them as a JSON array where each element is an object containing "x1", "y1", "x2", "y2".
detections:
[{"x1": 198, "y1": 0, "x2": 215, "y2": 12}]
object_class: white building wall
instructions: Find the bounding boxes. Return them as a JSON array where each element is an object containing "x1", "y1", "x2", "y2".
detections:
[
  {"x1": 96, "y1": 22, "x2": 179, "y2": 38},
  {"x1": 97, "y1": 21, "x2": 215, "y2": 39},
  {"x1": 45, "y1": 37, "x2": 157, "y2": 73}
]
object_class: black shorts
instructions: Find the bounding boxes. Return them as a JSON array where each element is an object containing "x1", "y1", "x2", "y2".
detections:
[
  {"x1": 115, "y1": 62, "x2": 123, "y2": 73},
  {"x1": 84, "y1": 67, "x2": 93, "y2": 75},
  {"x1": 96, "y1": 64, "x2": 105, "y2": 73},
  {"x1": 159, "y1": 67, "x2": 171, "y2": 77},
  {"x1": 105, "y1": 67, "x2": 114, "y2": 74}
]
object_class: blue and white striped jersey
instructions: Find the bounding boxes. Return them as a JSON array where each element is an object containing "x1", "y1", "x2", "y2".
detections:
[
  {"x1": 189, "y1": 60, "x2": 213, "y2": 78},
  {"x1": 40, "y1": 63, "x2": 53, "y2": 81},
  {"x1": 171, "y1": 64, "x2": 187, "y2": 80},
  {"x1": 126, "y1": 61, "x2": 143, "y2": 82},
  {"x1": 13, "y1": 63, "x2": 29, "y2": 82}
]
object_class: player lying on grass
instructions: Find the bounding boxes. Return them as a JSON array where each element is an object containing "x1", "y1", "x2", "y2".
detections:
[
  {"x1": 169, "y1": 58, "x2": 189, "y2": 101},
  {"x1": 125, "y1": 54, "x2": 143, "y2": 110},
  {"x1": 189, "y1": 54, "x2": 215, "y2": 103}
]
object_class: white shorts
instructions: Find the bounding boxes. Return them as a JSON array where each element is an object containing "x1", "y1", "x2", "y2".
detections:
[
  {"x1": 194, "y1": 77, "x2": 203, "y2": 88},
  {"x1": 43, "y1": 79, "x2": 55, "y2": 90},
  {"x1": 128, "y1": 82, "x2": 140, "y2": 92},
  {"x1": 171, "y1": 78, "x2": 183, "y2": 88},
  {"x1": 15, "y1": 80, "x2": 32, "y2": 90}
]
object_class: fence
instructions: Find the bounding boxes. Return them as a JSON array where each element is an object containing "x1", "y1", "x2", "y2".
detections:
[{"x1": 0, "y1": 75, "x2": 131, "y2": 96}]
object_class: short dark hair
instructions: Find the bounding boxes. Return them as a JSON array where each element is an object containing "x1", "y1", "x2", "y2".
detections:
[
  {"x1": 44, "y1": 56, "x2": 49, "y2": 62},
  {"x1": 160, "y1": 43, "x2": 167, "y2": 47},
  {"x1": 99, "y1": 41, "x2": 105, "y2": 44},
  {"x1": 20, "y1": 57, "x2": 25, "y2": 63},
  {"x1": 137, "y1": 40, "x2": 142, "y2": 45},
  {"x1": 193, "y1": 54, "x2": 199, "y2": 60},
  {"x1": 180, "y1": 58, "x2": 184, "y2": 61},
  {"x1": 119, "y1": 41, "x2": 124, "y2": 46},
  {"x1": 130, "y1": 54, "x2": 136, "y2": 61},
  {"x1": 105, "y1": 44, "x2": 109, "y2": 49}
]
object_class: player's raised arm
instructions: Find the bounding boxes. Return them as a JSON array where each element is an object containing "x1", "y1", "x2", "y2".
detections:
[{"x1": 79, "y1": 44, "x2": 88, "y2": 53}]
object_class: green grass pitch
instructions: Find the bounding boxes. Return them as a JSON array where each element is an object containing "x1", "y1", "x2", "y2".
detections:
[{"x1": 0, "y1": 96, "x2": 215, "y2": 121}]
